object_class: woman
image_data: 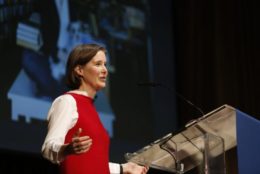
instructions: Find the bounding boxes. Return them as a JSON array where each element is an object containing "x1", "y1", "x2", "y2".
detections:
[{"x1": 41, "y1": 44, "x2": 148, "y2": 174}]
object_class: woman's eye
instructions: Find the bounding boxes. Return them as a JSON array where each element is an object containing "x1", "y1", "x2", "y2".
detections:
[{"x1": 96, "y1": 62, "x2": 106, "y2": 66}]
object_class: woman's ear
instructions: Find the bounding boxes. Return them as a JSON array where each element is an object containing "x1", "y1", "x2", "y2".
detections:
[{"x1": 74, "y1": 65, "x2": 83, "y2": 77}]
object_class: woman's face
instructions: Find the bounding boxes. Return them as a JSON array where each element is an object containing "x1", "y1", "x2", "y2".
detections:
[{"x1": 76, "y1": 50, "x2": 108, "y2": 92}]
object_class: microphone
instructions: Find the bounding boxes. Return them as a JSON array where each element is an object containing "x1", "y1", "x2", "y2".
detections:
[
  {"x1": 137, "y1": 82, "x2": 162, "y2": 87},
  {"x1": 138, "y1": 81, "x2": 205, "y2": 168},
  {"x1": 137, "y1": 81, "x2": 205, "y2": 121}
]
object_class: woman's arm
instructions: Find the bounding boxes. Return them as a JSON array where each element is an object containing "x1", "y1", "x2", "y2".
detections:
[
  {"x1": 41, "y1": 94, "x2": 78, "y2": 163},
  {"x1": 109, "y1": 162, "x2": 149, "y2": 174}
]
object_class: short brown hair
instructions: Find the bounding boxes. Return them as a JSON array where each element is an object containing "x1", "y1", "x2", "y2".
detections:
[{"x1": 65, "y1": 43, "x2": 106, "y2": 89}]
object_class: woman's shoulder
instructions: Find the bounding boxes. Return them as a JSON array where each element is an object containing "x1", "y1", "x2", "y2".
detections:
[{"x1": 52, "y1": 92, "x2": 76, "y2": 105}]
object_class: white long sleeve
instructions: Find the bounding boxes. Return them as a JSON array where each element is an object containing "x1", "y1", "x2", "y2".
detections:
[
  {"x1": 41, "y1": 90, "x2": 120, "y2": 173},
  {"x1": 41, "y1": 93, "x2": 78, "y2": 163}
]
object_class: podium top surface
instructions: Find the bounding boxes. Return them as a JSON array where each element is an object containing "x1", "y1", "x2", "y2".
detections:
[{"x1": 125, "y1": 104, "x2": 237, "y2": 173}]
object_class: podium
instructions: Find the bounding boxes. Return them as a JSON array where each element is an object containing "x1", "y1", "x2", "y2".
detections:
[{"x1": 125, "y1": 104, "x2": 260, "y2": 174}]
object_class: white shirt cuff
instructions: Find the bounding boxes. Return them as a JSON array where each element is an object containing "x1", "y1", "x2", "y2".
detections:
[{"x1": 109, "y1": 162, "x2": 120, "y2": 174}]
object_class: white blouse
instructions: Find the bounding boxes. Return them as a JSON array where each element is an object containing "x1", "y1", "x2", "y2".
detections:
[{"x1": 41, "y1": 90, "x2": 120, "y2": 173}]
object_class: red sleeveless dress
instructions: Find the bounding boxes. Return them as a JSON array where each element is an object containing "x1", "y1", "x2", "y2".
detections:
[{"x1": 60, "y1": 93, "x2": 110, "y2": 174}]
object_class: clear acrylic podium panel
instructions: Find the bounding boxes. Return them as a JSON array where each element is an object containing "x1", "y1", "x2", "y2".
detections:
[{"x1": 125, "y1": 105, "x2": 237, "y2": 173}]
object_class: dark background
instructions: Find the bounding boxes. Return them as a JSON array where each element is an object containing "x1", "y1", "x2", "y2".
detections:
[
  {"x1": 1, "y1": 0, "x2": 259, "y2": 173},
  {"x1": 174, "y1": 0, "x2": 260, "y2": 127}
]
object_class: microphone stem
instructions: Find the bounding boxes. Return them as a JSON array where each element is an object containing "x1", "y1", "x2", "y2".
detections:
[{"x1": 158, "y1": 83, "x2": 205, "y2": 116}]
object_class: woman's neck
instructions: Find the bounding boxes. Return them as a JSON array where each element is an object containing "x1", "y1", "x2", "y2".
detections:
[{"x1": 78, "y1": 86, "x2": 96, "y2": 98}]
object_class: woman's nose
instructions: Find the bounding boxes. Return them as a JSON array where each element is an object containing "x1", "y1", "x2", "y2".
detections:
[{"x1": 102, "y1": 65, "x2": 108, "y2": 74}]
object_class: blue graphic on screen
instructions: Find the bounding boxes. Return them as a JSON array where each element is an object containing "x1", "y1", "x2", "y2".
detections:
[{"x1": 1, "y1": 0, "x2": 149, "y2": 153}]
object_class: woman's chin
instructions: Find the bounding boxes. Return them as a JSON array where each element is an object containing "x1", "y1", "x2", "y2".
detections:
[{"x1": 96, "y1": 83, "x2": 106, "y2": 90}]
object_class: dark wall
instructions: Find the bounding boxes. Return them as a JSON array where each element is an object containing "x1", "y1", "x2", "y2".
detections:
[
  {"x1": 0, "y1": 150, "x2": 58, "y2": 174},
  {"x1": 173, "y1": 0, "x2": 260, "y2": 125},
  {"x1": 149, "y1": 0, "x2": 177, "y2": 139},
  {"x1": 173, "y1": 0, "x2": 260, "y2": 173}
]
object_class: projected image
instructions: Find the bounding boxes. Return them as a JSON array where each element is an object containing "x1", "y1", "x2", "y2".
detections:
[{"x1": 1, "y1": 0, "x2": 151, "y2": 154}]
